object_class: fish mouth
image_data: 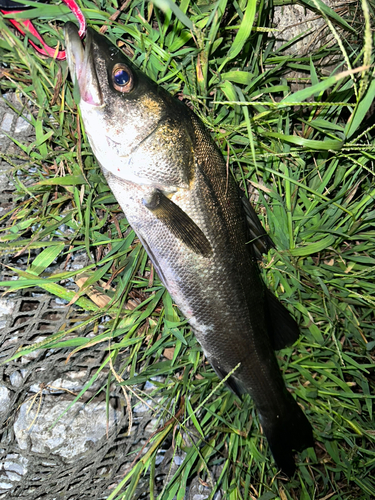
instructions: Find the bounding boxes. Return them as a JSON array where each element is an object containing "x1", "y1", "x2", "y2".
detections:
[{"x1": 64, "y1": 22, "x2": 103, "y2": 106}]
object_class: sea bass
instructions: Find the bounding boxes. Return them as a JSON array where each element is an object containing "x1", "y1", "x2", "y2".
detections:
[{"x1": 64, "y1": 22, "x2": 313, "y2": 475}]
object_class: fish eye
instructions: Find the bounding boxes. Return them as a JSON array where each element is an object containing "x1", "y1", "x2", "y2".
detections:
[{"x1": 112, "y1": 64, "x2": 133, "y2": 92}]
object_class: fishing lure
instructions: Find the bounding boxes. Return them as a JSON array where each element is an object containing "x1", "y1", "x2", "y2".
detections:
[{"x1": 0, "y1": 0, "x2": 85, "y2": 59}]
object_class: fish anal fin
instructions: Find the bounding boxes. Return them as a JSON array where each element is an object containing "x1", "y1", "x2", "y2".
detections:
[
  {"x1": 265, "y1": 288, "x2": 300, "y2": 350},
  {"x1": 144, "y1": 189, "x2": 213, "y2": 257},
  {"x1": 210, "y1": 359, "x2": 245, "y2": 398}
]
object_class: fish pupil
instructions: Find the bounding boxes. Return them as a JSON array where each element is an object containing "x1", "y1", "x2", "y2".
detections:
[{"x1": 114, "y1": 68, "x2": 130, "y2": 86}]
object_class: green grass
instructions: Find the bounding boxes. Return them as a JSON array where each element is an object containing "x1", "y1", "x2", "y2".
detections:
[{"x1": 1, "y1": 0, "x2": 375, "y2": 499}]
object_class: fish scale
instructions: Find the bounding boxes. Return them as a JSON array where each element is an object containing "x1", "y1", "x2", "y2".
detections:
[{"x1": 64, "y1": 21, "x2": 314, "y2": 476}]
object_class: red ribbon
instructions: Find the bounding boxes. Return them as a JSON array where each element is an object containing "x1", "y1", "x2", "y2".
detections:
[{"x1": 1, "y1": 0, "x2": 86, "y2": 60}]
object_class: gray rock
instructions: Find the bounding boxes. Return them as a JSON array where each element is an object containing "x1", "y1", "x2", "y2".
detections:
[
  {"x1": 186, "y1": 473, "x2": 223, "y2": 500},
  {"x1": 14, "y1": 114, "x2": 32, "y2": 134},
  {"x1": 9, "y1": 371, "x2": 23, "y2": 388},
  {"x1": 0, "y1": 113, "x2": 13, "y2": 135},
  {"x1": 188, "y1": 476, "x2": 213, "y2": 500},
  {"x1": 0, "y1": 453, "x2": 29, "y2": 494},
  {"x1": 46, "y1": 372, "x2": 89, "y2": 394},
  {"x1": 0, "y1": 387, "x2": 11, "y2": 417},
  {"x1": 273, "y1": 0, "x2": 341, "y2": 55},
  {"x1": 0, "y1": 93, "x2": 33, "y2": 152},
  {"x1": 2, "y1": 453, "x2": 28, "y2": 479},
  {"x1": 0, "y1": 299, "x2": 15, "y2": 331},
  {"x1": 14, "y1": 397, "x2": 117, "y2": 460}
]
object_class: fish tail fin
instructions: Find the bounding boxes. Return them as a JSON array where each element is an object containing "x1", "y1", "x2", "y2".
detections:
[{"x1": 259, "y1": 392, "x2": 314, "y2": 476}]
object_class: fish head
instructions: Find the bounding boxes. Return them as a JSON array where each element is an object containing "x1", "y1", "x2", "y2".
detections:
[{"x1": 64, "y1": 22, "x2": 193, "y2": 189}]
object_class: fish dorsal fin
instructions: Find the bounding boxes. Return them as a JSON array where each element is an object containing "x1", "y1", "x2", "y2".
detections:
[
  {"x1": 144, "y1": 189, "x2": 213, "y2": 257},
  {"x1": 265, "y1": 288, "x2": 300, "y2": 350},
  {"x1": 241, "y1": 194, "x2": 274, "y2": 260}
]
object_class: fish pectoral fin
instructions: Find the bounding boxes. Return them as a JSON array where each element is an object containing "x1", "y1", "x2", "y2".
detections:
[
  {"x1": 144, "y1": 190, "x2": 213, "y2": 257},
  {"x1": 265, "y1": 288, "x2": 300, "y2": 350}
]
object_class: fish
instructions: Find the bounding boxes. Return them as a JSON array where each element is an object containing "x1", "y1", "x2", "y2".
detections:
[{"x1": 64, "y1": 21, "x2": 314, "y2": 476}]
